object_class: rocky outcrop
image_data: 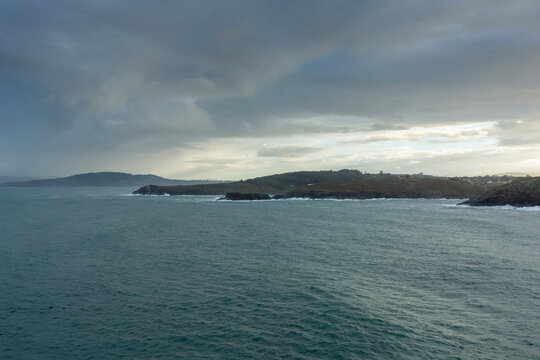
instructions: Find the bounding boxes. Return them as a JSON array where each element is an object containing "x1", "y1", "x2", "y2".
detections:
[
  {"x1": 223, "y1": 192, "x2": 271, "y2": 200},
  {"x1": 132, "y1": 182, "x2": 281, "y2": 195},
  {"x1": 459, "y1": 177, "x2": 540, "y2": 207}
]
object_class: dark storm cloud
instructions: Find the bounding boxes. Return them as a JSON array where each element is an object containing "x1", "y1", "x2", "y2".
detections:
[{"x1": 1, "y1": 0, "x2": 540, "y2": 176}]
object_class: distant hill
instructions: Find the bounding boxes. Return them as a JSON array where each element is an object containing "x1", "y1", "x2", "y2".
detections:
[
  {"x1": 0, "y1": 172, "x2": 222, "y2": 187},
  {"x1": 0, "y1": 176, "x2": 36, "y2": 184},
  {"x1": 460, "y1": 176, "x2": 540, "y2": 207}
]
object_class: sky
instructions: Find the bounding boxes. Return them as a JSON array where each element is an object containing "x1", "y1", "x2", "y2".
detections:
[{"x1": 2, "y1": 0, "x2": 540, "y2": 180}]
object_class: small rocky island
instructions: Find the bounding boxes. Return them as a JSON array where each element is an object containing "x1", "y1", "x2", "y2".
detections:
[{"x1": 459, "y1": 177, "x2": 540, "y2": 207}]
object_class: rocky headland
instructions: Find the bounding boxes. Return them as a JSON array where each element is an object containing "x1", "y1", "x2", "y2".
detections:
[
  {"x1": 459, "y1": 177, "x2": 540, "y2": 207},
  {"x1": 134, "y1": 182, "x2": 282, "y2": 196},
  {"x1": 133, "y1": 169, "x2": 366, "y2": 196},
  {"x1": 133, "y1": 170, "x2": 501, "y2": 200}
]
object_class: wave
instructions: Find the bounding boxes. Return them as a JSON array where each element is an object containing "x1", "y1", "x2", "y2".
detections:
[{"x1": 457, "y1": 204, "x2": 540, "y2": 211}]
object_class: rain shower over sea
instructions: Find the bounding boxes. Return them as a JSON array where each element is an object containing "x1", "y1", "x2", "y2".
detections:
[{"x1": 1, "y1": 187, "x2": 539, "y2": 359}]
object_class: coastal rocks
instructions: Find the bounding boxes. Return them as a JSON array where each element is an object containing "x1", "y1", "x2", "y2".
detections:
[
  {"x1": 133, "y1": 184, "x2": 219, "y2": 195},
  {"x1": 223, "y1": 192, "x2": 271, "y2": 200},
  {"x1": 135, "y1": 184, "x2": 162, "y2": 195},
  {"x1": 460, "y1": 177, "x2": 540, "y2": 207},
  {"x1": 284, "y1": 190, "x2": 368, "y2": 199},
  {"x1": 132, "y1": 182, "x2": 282, "y2": 195}
]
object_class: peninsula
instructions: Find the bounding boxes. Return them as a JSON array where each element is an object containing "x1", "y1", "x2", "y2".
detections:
[{"x1": 133, "y1": 169, "x2": 512, "y2": 200}]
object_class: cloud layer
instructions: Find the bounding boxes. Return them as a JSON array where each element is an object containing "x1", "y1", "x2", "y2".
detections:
[{"x1": 2, "y1": 0, "x2": 540, "y2": 178}]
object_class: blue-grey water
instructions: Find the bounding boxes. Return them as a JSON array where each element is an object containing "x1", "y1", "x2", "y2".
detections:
[{"x1": 1, "y1": 187, "x2": 539, "y2": 359}]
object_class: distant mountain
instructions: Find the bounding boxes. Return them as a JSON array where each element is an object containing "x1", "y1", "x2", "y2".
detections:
[
  {"x1": 0, "y1": 172, "x2": 222, "y2": 187},
  {"x1": 0, "y1": 176, "x2": 36, "y2": 184}
]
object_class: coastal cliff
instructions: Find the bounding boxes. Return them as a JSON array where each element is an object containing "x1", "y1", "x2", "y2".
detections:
[{"x1": 459, "y1": 177, "x2": 540, "y2": 207}]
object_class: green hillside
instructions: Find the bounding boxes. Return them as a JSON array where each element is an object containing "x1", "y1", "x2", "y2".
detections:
[
  {"x1": 133, "y1": 170, "x2": 495, "y2": 199},
  {"x1": 284, "y1": 177, "x2": 489, "y2": 199},
  {"x1": 243, "y1": 169, "x2": 365, "y2": 190}
]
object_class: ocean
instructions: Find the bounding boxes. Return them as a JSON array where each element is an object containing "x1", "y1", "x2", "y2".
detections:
[{"x1": 1, "y1": 187, "x2": 539, "y2": 359}]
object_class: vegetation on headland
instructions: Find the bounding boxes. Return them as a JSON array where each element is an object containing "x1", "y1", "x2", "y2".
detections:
[
  {"x1": 459, "y1": 176, "x2": 540, "y2": 207},
  {"x1": 133, "y1": 169, "x2": 518, "y2": 201},
  {"x1": 283, "y1": 177, "x2": 489, "y2": 199},
  {"x1": 242, "y1": 169, "x2": 367, "y2": 190},
  {"x1": 134, "y1": 169, "x2": 366, "y2": 195}
]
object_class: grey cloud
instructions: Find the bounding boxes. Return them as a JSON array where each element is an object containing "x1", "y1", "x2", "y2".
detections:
[
  {"x1": 353, "y1": 130, "x2": 485, "y2": 144},
  {"x1": 354, "y1": 136, "x2": 397, "y2": 145},
  {"x1": 2, "y1": 0, "x2": 540, "y2": 176},
  {"x1": 258, "y1": 146, "x2": 324, "y2": 158},
  {"x1": 203, "y1": 1, "x2": 540, "y2": 129},
  {"x1": 489, "y1": 119, "x2": 540, "y2": 147},
  {"x1": 370, "y1": 124, "x2": 408, "y2": 131},
  {"x1": 497, "y1": 136, "x2": 540, "y2": 147},
  {"x1": 322, "y1": 147, "x2": 540, "y2": 177},
  {"x1": 2, "y1": 0, "x2": 368, "y2": 106}
]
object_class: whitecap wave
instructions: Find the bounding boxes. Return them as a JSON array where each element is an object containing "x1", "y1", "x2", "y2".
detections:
[{"x1": 457, "y1": 204, "x2": 540, "y2": 211}]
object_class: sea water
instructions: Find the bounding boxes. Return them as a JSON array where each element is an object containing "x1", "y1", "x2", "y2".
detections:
[{"x1": 1, "y1": 187, "x2": 539, "y2": 359}]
